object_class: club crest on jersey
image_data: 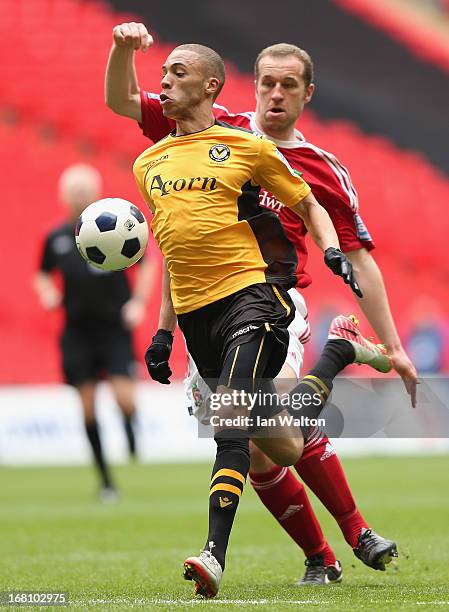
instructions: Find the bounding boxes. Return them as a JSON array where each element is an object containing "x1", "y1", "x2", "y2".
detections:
[
  {"x1": 209, "y1": 143, "x2": 231, "y2": 162},
  {"x1": 191, "y1": 383, "x2": 204, "y2": 410}
]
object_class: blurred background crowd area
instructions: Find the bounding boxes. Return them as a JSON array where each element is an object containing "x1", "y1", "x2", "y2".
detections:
[{"x1": 0, "y1": 0, "x2": 448, "y2": 382}]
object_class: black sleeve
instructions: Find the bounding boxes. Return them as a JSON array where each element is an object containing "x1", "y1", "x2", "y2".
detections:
[{"x1": 39, "y1": 235, "x2": 56, "y2": 272}]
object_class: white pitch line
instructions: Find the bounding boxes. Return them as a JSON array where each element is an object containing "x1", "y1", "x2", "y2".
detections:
[
  {"x1": 70, "y1": 598, "x2": 449, "y2": 608},
  {"x1": 148, "y1": 600, "x2": 328, "y2": 605},
  {"x1": 72, "y1": 599, "x2": 329, "y2": 607}
]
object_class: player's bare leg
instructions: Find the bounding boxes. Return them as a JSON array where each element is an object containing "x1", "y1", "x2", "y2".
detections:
[
  {"x1": 78, "y1": 381, "x2": 96, "y2": 423},
  {"x1": 253, "y1": 416, "x2": 303, "y2": 466},
  {"x1": 274, "y1": 361, "x2": 300, "y2": 396},
  {"x1": 77, "y1": 381, "x2": 117, "y2": 502},
  {"x1": 109, "y1": 375, "x2": 137, "y2": 458}
]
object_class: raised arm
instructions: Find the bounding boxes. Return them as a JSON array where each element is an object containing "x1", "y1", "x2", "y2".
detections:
[
  {"x1": 105, "y1": 22, "x2": 153, "y2": 121},
  {"x1": 345, "y1": 248, "x2": 418, "y2": 406}
]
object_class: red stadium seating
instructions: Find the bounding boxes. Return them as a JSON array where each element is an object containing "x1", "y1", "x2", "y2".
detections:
[{"x1": 1, "y1": 0, "x2": 448, "y2": 381}]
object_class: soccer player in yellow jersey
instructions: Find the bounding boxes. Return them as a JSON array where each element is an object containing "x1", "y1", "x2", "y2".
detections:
[{"x1": 133, "y1": 43, "x2": 370, "y2": 597}]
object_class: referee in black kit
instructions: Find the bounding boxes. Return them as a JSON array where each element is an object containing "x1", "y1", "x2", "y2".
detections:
[{"x1": 34, "y1": 163, "x2": 154, "y2": 502}]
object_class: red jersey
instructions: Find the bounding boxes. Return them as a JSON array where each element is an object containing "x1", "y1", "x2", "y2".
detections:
[{"x1": 140, "y1": 91, "x2": 374, "y2": 288}]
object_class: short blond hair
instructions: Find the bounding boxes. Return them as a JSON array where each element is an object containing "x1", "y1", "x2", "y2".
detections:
[{"x1": 255, "y1": 43, "x2": 314, "y2": 87}]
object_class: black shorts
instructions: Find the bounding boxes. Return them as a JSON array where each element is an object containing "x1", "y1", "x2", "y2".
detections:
[
  {"x1": 60, "y1": 325, "x2": 136, "y2": 386},
  {"x1": 177, "y1": 283, "x2": 295, "y2": 392}
]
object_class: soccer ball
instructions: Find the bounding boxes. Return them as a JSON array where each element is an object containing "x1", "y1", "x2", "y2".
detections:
[{"x1": 75, "y1": 198, "x2": 149, "y2": 271}]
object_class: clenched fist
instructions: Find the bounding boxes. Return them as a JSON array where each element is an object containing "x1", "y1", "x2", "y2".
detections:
[
  {"x1": 112, "y1": 22, "x2": 153, "y2": 52},
  {"x1": 145, "y1": 329, "x2": 173, "y2": 384}
]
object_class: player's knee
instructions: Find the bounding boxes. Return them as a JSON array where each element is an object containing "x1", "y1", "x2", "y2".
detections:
[
  {"x1": 274, "y1": 437, "x2": 303, "y2": 466},
  {"x1": 76, "y1": 383, "x2": 96, "y2": 421},
  {"x1": 252, "y1": 436, "x2": 303, "y2": 467},
  {"x1": 249, "y1": 441, "x2": 276, "y2": 473},
  {"x1": 110, "y1": 376, "x2": 135, "y2": 410},
  {"x1": 116, "y1": 398, "x2": 135, "y2": 417},
  {"x1": 275, "y1": 361, "x2": 299, "y2": 396}
]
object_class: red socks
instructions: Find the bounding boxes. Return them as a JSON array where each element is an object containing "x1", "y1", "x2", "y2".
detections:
[
  {"x1": 250, "y1": 465, "x2": 336, "y2": 565},
  {"x1": 250, "y1": 436, "x2": 370, "y2": 555},
  {"x1": 295, "y1": 436, "x2": 369, "y2": 548}
]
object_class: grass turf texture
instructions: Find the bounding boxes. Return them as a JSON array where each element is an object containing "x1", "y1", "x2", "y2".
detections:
[{"x1": 1, "y1": 456, "x2": 448, "y2": 611}]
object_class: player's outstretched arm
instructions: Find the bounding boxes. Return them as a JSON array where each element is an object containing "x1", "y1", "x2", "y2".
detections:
[
  {"x1": 254, "y1": 140, "x2": 362, "y2": 297},
  {"x1": 105, "y1": 22, "x2": 153, "y2": 121},
  {"x1": 291, "y1": 193, "x2": 362, "y2": 297},
  {"x1": 144, "y1": 259, "x2": 176, "y2": 384},
  {"x1": 346, "y1": 248, "x2": 418, "y2": 406},
  {"x1": 291, "y1": 192, "x2": 339, "y2": 252}
]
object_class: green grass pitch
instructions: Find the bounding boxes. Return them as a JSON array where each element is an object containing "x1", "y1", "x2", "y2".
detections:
[{"x1": 1, "y1": 455, "x2": 448, "y2": 610}]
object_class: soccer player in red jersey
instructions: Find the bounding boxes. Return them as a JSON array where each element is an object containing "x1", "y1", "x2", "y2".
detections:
[{"x1": 105, "y1": 24, "x2": 418, "y2": 586}]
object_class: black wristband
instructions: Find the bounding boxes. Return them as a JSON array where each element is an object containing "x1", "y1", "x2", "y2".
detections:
[
  {"x1": 154, "y1": 329, "x2": 174, "y2": 344},
  {"x1": 324, "y1": 247, "x2": 342, "y2": 256}
]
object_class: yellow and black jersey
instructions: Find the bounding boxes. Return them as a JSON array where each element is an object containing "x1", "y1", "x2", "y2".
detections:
[{"x1": 133, "y1": 121, "x2": 311, "y2": 314}]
